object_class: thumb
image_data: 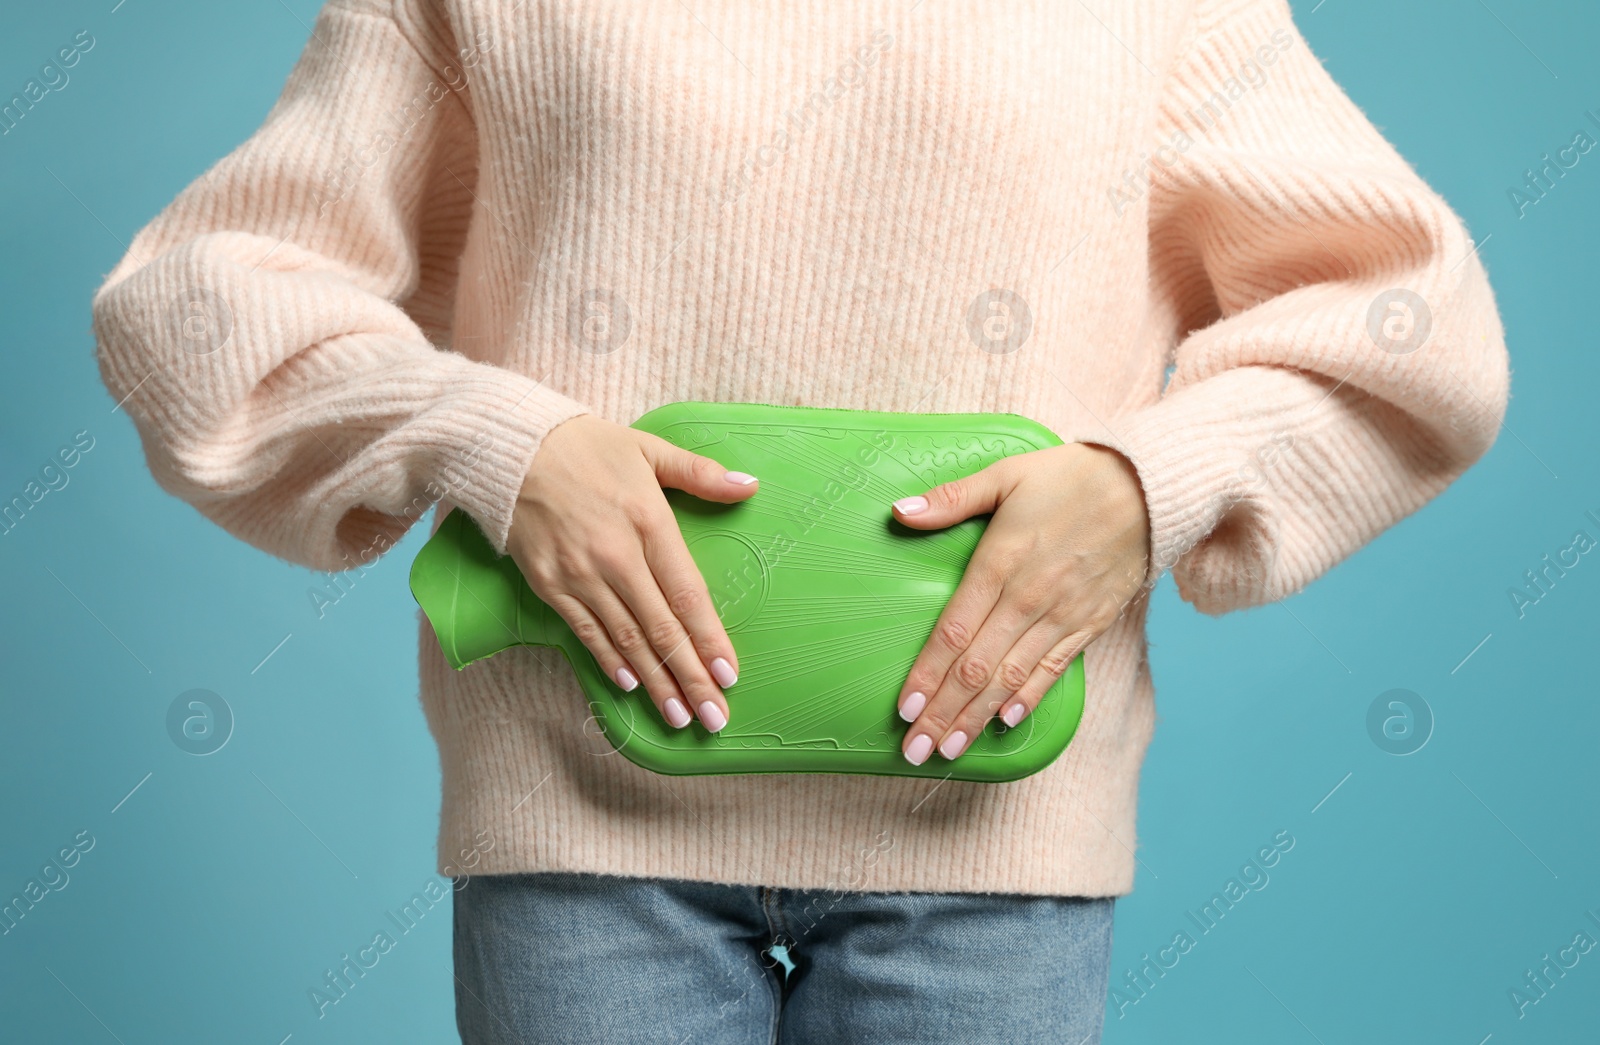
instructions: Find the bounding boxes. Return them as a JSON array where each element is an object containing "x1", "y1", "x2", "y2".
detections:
[
  {"x1": 891, "y1": 458, "x2": 1018, "y2": 529},
  {"x1": 638, "y1": 433, "x2": 760, "y2": 504}
]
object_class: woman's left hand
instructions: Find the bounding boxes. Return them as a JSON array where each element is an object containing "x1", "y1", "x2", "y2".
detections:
[{"x1": 890, "y1": 442, "x2": 1151, "y2": 765}]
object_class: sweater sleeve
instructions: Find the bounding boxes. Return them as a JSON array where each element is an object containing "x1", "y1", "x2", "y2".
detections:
[
  {"x1": 89, "y1": 0, "x2": 591, "y2": 571},
  {"x1": 1093, "y1": 0, "x2": 1509, "y2": 613}
]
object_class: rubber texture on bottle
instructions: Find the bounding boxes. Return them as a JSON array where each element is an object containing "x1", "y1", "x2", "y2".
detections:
[{"x1": 408, "y1": 401, "x2": 1085, "y2": 783}]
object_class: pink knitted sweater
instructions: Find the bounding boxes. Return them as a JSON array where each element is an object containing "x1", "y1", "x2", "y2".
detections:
[{"x1": 92, "y1": 0, "x2": 1507, "y2": 897}]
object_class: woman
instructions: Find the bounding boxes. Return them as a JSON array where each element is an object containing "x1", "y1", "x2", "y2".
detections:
[{"x1": 91, "y1": 0, "x2": 1508, "y2": 1040}]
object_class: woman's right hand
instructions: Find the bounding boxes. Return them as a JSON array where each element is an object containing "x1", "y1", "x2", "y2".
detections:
[{"x1": 506, "y1": 414, "x2": 759, "y2": 732}]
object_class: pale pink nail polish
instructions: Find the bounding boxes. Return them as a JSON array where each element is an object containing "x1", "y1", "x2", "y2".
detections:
[
  {"x1": 905, "y1": 734, "x2": 934, "y2": 765},
  {"x1": 615, "y1": 666, "x2": 639, "y2": 692},
  {"x1": 724, "y1": 471, "x2": 758, "y2": 485},
  {"x1": 698, "y1": 701, "x2": 728, "y2": 732},
  {"x1": 663, "y1": 697, "x2": 692, "y2": 729},
  {"x1": 899, "y1": 691, "x2": 927, "y2": 722},
  {"x1": 939, "y1": 730, "x2": 969, "y2": 760},
  {"x1": 893, "y1": 496, "x2": 928, "y2": 515},
  {"x1": 1002, "y1": 703, "x2": 1027, "y2": 727},
  {"x1": 710, "y1": 657, "x2": 738, "y2": 688}
]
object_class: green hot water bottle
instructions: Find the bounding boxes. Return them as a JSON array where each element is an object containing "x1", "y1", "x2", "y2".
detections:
[{"x1": 409, "y1": 402, "x2": 1085, "y2": 783}]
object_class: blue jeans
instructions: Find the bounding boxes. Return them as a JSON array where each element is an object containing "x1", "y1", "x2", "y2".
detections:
[{"x1": 452, "y1": 871, "x2": 1114, "y2": 1044}]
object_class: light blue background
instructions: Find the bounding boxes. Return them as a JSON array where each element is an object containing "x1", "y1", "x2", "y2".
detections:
[{"x1": 2, "y1": 1, "x2": 1595, "y2": 1041}]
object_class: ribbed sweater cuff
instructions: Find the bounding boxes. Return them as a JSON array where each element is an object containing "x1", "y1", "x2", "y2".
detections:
[
  {"x1": 1086, "y1": 365, "x2": 1312, "y2": 591},
  {"x1": 433, "y1": 365, "x2": 591, "y2": 556}
]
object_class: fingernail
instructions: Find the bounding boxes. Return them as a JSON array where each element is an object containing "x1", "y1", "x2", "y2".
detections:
[
  {"x1": 724, "y1": 471, "x2": 758, "y2": 486},
  {"x1": 905, "y1": 734, "x2": 934, "y2": 765},
  {"x1": 710, "y1": 657, "x2": 738, "y2": 688},
  {"x1": 938, "y1": 730, "x2": 969, "y2": 760},
  {"x1": 892, "y1": 496, "x2": 928, "y2": 515},
  {"x1": 1002, "y1": 702, "x2": 1027, "y2": 728},
  {"x1": 898, "y1": 691, "x2": 927, "y2": 722},
  {"x1": 698, "y1": 701, "x2": 728, "y2": 732},
  {"x1": 615, "y1": 666, "x2": 639, "y2": 692},
  {"x1": 663, "y1": 697, "x2": 692, "y2": 729}
]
